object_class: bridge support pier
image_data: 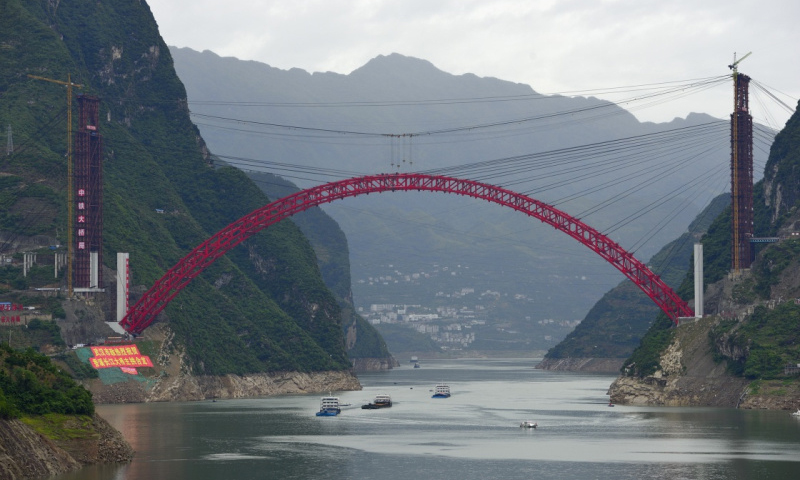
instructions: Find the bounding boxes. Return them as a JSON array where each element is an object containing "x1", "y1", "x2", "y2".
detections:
[{"x1": 694, "y1": 243, "x2": 703, "y2": 318}]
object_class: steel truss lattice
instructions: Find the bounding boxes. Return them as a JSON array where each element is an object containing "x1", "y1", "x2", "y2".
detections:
[{"x1": 120, "y1": 173, "x2": 693, "y2": 334}]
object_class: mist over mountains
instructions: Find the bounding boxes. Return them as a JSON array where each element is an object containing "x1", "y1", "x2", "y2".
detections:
[{"x1": 170, "y1": 48, "x2": 765, "y2": 349}]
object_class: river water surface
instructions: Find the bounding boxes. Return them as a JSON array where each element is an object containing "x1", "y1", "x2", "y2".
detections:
[{"x1": 61, "y1": 358, "x2": 800, "y2": 480}]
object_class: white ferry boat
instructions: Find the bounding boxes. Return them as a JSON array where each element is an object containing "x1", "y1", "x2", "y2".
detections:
[
  {"x1": 315, "y1": 396, "x2": 341, "y2": 416},
  {"x1": 432, "y1": 383, "x2": 451, "y2": 398}
]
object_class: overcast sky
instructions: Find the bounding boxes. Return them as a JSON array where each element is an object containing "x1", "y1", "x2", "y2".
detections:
[{"x1": 147, "y1": 0, "x2": 798, "y2": 127}]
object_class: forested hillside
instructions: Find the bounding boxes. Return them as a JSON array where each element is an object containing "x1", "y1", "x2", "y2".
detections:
[
  {"x1": 0, "y1": 0, "x2": 387, "y2": 375},
  {"x1": 624, "y1": 100, "x2": 800, "y2": 381}
]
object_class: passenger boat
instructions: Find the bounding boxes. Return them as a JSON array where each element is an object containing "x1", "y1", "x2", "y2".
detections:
[
  {"x1": 520, "y1": 420, "x2": 538, "y2": 429},
  {"x1": 315, "y1": 396, "x2": 341, "y2": 416},
  {"x1": 432, "y1": 383, "x2": 451, "y2": 398},
  {"x1": 362, "y1": 394, "x2": 392, "y2": 409}
]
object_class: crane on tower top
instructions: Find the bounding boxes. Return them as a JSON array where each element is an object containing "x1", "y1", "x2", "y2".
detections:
[{"x1": 728, "y1": 51, "x2": 752, "y2": 77}]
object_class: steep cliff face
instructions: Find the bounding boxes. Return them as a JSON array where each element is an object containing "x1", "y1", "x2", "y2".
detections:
[
  {"x1": 0, "y1": 419, "x2": 80, "y2": 480},
  {"x1": 763, "y1": 101, "x2": 800, "y2": 222},
  {"x1": 608, "y1": 317, "x2": 749, "y2": 407}
]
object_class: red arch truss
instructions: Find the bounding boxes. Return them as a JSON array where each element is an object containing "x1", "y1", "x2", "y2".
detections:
[{"x1": 119, "y1": 173, "x2": 693, "y2": 334}]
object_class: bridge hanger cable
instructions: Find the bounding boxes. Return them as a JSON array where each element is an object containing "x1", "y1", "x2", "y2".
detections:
[
  {"x1": 566, "y1": 139, "x2": 729, "y2": 218},
  {"x1": 629, "y1": 171, "x2": 730, "y2": 254},
  {"x1": 545, "y1": 139, "x2": 724, "y2": 206},
  {"x1": 749, "y1": 80, "x2": 798, "y2": 114},
  {"x1": 506, "y1": 127, "x2": 727, "y2": 192},
  {"x1": 423, "y1": 121, "x2": 727, "y2": 178},
  {"x1": 648, "y1": 175, "x2": 732, "y2": 273},
  {"x1": 602, "y1": 161, "x2": 730, "y2": 235}
]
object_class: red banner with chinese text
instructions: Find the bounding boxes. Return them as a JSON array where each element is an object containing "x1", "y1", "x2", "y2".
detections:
[
  {"x1": 89, "y1": 344, "x2": 152, "y2": 370},
  {"x1": 90, "y1": 355, "x2": 153, "y2": 369},
  {"x1": 91, "y1": 345, "x2": 140, "y2": 357}
]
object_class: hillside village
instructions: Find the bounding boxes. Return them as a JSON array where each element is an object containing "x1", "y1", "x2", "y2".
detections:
[{"x1": 356, "y1": 261, "x2": 582, "y2": 352}]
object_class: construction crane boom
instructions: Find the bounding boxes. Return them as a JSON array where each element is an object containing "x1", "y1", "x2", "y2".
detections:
[
  {"x1": 27, "y1": 74, "x2": 83, "y2": 296},
  {"x1": 728, "y1": 51, "x2": 752, "y2": 76}
]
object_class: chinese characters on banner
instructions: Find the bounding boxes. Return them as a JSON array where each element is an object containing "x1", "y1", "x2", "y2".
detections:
[
  {"x1": 89, "y1": 356, "x2": 153, "y2": 369},
  {"x1": 1, "y1": 316, "x2": 22, "y2": 324},
  {"x1": 89, "y1": 344, "x2": 153, "y2": 374},
  {"x1": 91, "y1": 345, "x2": 141, "y2": 357}
]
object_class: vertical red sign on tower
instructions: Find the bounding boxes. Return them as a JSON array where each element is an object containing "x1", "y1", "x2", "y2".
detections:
[{"x1": 125, "y1": 256, "x2": 130, "y2": 313}]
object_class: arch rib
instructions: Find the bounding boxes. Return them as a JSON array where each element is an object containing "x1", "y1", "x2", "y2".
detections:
[{"x1": 120, "y1": 173, "x2": 692, "y2": 334}]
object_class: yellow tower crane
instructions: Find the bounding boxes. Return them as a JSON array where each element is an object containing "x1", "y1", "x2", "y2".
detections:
[{"x1": 27, "y1": 74, "x2": 83, "y2": 296}]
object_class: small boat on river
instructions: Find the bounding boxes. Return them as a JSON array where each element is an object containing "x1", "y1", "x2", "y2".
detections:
[
  {"x1": 315, "y1": 396, "x2": 341, "y2": 416},
  {"x1": 432, "y1": 383, "x2": 451, "y2": 398},
  {"x1": 792, "y1": 409, "x2": 800, "y2": 417},
  {"x1": 520, "y1": 420, "x2": 538, "y2": 429},
  {"x1": 362, "y1": 394, "x2": 392, "y2": 409}
]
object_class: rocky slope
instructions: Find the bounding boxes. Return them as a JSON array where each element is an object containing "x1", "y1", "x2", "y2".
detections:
[
  {"x1": 77, "y1": 324, "x2": 362, "y2": 404},
  {"x1": 607, "y1": 309, "x2": 800, "y2": 410},
  {"x1": 0, "y1": 414, "x2": 132, "y2": 480},
  {"x1": 608, "y1": 317, "x2": 749, "y2": 407}
]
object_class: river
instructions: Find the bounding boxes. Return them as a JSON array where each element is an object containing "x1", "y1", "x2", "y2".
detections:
[{"x1": 58, "y1": 358, "x2": 800, "y2": 480}]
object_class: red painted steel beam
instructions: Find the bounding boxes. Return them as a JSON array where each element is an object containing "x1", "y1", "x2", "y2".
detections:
[{"x1": 120, "y1": 173, "x2": 693, "y2": 334}]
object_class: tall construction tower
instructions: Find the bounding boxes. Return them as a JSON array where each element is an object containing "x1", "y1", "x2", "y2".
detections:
[
  {"x1": 74, "y1": 95, "x2": 104, "y2": 289},
  {"x1": 729, "y1": 53, "x2": 754, "y2": 273}
]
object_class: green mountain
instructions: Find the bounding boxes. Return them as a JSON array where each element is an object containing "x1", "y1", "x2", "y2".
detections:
[
  {"x1": 625, "y1": 100, "x2": 800, "y2": 380},
  {"x1": 0, "y1": 0, "x2": 388, "y2": 375},
  {"x1": 541, "y1": 193, "x2": 729, "y2": 364}
]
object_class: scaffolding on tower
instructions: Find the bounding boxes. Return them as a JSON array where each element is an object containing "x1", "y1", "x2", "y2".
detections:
[
  {"x1": 729, "y1": 52, "x2": 754, "y2": 274},
  {"x1": 74, "y1": 95, "x2": 104, "y2": 290}
]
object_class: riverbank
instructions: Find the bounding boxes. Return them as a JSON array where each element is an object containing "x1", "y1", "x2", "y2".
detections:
[
  {"x1": 0, "y1": 414, "x2": 132, "y2": 479},
  {"x1": 79, "y1": 325, "x2": 361, "y2": 404},
  {"x1": 607, "y1": 316, "x2": 800, "y2": 410}
]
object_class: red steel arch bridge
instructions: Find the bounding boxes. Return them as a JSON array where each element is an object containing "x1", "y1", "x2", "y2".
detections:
[{"x1": 119, "y1": 173, "x2": 693, "y2": 335}]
